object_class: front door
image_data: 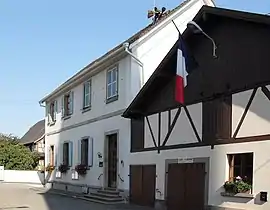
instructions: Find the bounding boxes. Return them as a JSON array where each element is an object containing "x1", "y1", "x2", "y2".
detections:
[{"x1": 107, "y1": 134, "x2": 118, "y2": 188}]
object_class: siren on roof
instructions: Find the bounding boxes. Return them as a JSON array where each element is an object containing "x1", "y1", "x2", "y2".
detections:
[{"x1": 147, "y1": 6, "x2": 168, "y2": 23}]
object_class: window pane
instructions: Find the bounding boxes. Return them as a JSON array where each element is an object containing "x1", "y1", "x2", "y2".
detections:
[
  {"x1": 107, "y1": 71, "x2": 112, "y2": 84},
  {"x1": 112, "y1": 82, "x2": 117, "y2": 96},
  {"x1": 84, "y1": 82, "x2": 90, "y2": 95},
  {"x1": 84, "y1": 95, "x2": 89, "y2": 107},
  {"x1": 234, "y1": 154, "x2": 241, "y2": 166},
  {"x1": 112, "y1": 69, "x2": 117, "y2": 82},
  {"x1": 107, "y1": 84, "x2": 112, "y2": 98}
]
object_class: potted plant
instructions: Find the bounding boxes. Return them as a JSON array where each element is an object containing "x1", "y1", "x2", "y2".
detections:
[
  {"x1": 45, "y1": 164, "x2": 55, "y2": 173},
  {"x1": 75, "y1": 164, "x2": 88, "y2": 175},
  {"x1": 223, "y1": 176, "x2": 252, "y2": 194},
  {"x1": 58, "y1": 164, "x2": 69, "y2": 173}
]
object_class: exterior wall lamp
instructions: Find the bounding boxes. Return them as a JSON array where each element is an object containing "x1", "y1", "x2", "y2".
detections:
[{"x1": 187, "y1": 21, "x2": 217, "y2": 58}]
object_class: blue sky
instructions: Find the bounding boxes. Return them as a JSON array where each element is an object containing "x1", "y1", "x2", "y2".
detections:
[{"x1": 0, "y1": 0, "x2": 269, "y2": 137}]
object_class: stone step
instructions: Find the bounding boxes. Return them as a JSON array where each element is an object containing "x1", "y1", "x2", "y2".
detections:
[
  {"x1": 97, "y1": 189, "x2": 120, "y2": 195},
  {"x1": 84, "y1": 194, "x2": 124, "y2": 203},
  {"x1": 90, "y1": 191, "x2": 120, "y2": 198},
  {"x1": 80, "y1": 197, "x2": 125, "y2": 205}
]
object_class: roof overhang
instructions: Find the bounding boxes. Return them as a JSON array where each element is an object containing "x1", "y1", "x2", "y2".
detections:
[{"x1": 39, "y1": 45, "x2": 127, "y2": 104}]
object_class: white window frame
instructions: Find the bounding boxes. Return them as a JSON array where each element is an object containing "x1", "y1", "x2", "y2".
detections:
[
  {"x1": 106, "y1": 66, "x2": 118, "y2": 100},
  {"x1": 83, "y1": 80, "x2": 91, "y2": 109}
]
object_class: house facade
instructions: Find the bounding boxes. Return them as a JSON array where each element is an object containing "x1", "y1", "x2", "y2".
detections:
[
  {"x1": 39, "y1": 0, "x2": 214, "y2": 198},
  {"x1": 123, "y1": 6, "x2": 270, "y2": 210},
  {"x1": 20, "y1": 119, "x2": 45, "y2": 168}
]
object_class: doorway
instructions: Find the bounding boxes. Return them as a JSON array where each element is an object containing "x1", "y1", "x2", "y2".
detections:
[{"x1": 106, "y1": 133, "x2": 118, "y2": 188}]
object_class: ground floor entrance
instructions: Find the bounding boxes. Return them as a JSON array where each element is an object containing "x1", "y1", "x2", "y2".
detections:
[
  {"x1": 167, "y1": 162, "x2": 205, "y2": 210},
  {"x1": 129, "y1": 164, "x2": 156, "y2": 207},
  {"x1": 105, "y1": 133, "x2": 118, "y2": 189}
]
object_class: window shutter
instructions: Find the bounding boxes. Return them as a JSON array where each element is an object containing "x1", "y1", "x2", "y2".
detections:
[
  {"x1": 70, "y1": 91, "x2": 74, "y2": 115},
  {"x1": 54, "y1": 147, "x2": 58, "y2": 167},
  {"x1": 88, "y1": 137, "x2": 93, "y2": 167},
  {"x1": 47, "y1": 146, "x2": 51, "y2": 166},
  {"x1": 115, "y1": 69, "x2": 118, "y2": 93},
  {"x1": 61, "y1": 96, "x2": 65, "y2": 117},
  {"x1": 69, "y1": 141, "x2": 73, "y2": 167},
  {"x1": 77, "y1": 139, "x2": 81, "y2": 164},
  {"x1": 59, "y1": 143, "x2": 63, "y2": 165},
  {"x1": 54, "y1": 100, "x2": 58, "y2": 121}
]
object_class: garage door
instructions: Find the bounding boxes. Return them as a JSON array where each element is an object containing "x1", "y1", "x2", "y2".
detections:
[
  {"x1": 129, "y1": 165, "x2": 156, "y2": 207},
  {"x1": 167, "y1": 163, "x2": 205, "y2": 210}
]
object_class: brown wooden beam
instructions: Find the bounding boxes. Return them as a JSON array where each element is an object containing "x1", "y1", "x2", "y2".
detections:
[
  {"x1": 233, "y1": 88, "x2": 257, "y2": 138},
  {"x1": 146, "y1": 116, "x2": 158, "y2": 148},
  {"x1": 262, "y1": 86, "x2": 270, "y2": 101},
  {"x1": 158, "y1": 112, "x2": 161, "y2": 154},
  {"x1": 183, "y1": 106, "x2": 202, "y2": 142},
  {"x1": 162, "y1": 108, "x2": 181, "y2": 147}
]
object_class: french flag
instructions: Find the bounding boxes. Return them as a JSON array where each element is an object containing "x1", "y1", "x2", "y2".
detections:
[{"x1": 175, "y1": 33, "x2": 189, "y2": 104}]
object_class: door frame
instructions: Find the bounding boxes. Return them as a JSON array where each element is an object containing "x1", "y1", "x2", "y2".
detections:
[
  {"x1": 165, "y1": 157, "x2": 210, "y2": 206},
  {"x1": 103, "y1": 130, "x2": 119, "y2": 188}
]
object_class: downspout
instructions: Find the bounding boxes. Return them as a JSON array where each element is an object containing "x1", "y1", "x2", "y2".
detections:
[
  {"x1": 123, "y1": 42, "x2": 144, "y2": 85},
  {"x1": 39, "y1": 101, "x2": 46, "y2": 186}
]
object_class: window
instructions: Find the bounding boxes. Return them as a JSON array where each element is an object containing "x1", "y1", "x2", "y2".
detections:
[
  {"x1": 81, "y1": 138, "x2": 89, "y2": 166},
  {"x1": 61, "y1": 91, "x2": 74, "y2": 118},
  {"x1": 106, "y1": 67, "x2": 118, "y2": 101},
  {"x1": 228, "y1": 153, "x2": 253, "y2": 184},
  {"x1": 47, "y1": 100, "x2": 57, "y2": 123},
  {"x1": 63, "y1": 142, "x2": 69, "y2": 166},
  {"x1": 83, "y1": 80, "x2": 91, "y2": 109}
]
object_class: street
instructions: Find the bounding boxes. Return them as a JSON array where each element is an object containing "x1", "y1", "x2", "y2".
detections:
[{"x1": 0, "y1": 183, "x2": 152, "y2": 210}]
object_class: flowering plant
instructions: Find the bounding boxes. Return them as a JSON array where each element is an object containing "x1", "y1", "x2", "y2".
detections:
[
  {"x1": 45, "y1": 164, "x2": 55, "y2": 173},
  {"x1": 58, "y1": 164, "x2": 69, "y2": 173},
  {"x1": 223, "y1": 176, "x2": 252, "y2": 194},
  {"x1": 75, "y1": 164, "x2": 88, "y2": 175}
]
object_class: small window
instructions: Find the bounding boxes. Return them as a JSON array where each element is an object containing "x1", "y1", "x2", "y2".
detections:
[
  {"x1": 62, "y1": 92, "x2": 74, "y2": 117},
  {"x1": 50, "y1": 145, "x2": 55, "y2": 166},
  {"x1": 106, "y1": 67, "x2": 118, "y2": 101},
  {"x1": 83, "y1": 80, "x2": 91, "y2": 109},
  {"x1": 228, "y1": 153, "x2": 253, "y2": 185},
  {"x1": 48, "y1": 100, "x2": 57, "y2": 123},
  {"x1": 63, "y1": 142, "x2": 69, "y2": 166},
  {"x1": 81, "y1": 138, "x2": 89, "y2": 166}
]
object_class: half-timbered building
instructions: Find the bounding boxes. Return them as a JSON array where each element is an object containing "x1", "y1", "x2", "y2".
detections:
[{"x1": 123, "y1": 5, "x2": 270, "y2": 210}]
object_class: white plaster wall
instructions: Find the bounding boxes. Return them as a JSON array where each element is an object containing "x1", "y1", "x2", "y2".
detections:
[
  {"x1": 45, "y1": 115, "x2": 130, "y2": 190},
  {"x1": 130, "y1": 140, "x2": 270, "y2": 210},
  {"x1": 45, "y1": 55, "x2": 130, "y2": 134},
  {"x1": 232, "y1": 85, "x2": 270, "y2": 138},
  {"x1": 3, "y1": 170, "x2": 42, "y2": 184},
  {"x1": 144, "y1": 103, "x2": 202, "y2": 148},
  {"x1": 129, "y1": 0, "x2": 211, "y2": 101}
]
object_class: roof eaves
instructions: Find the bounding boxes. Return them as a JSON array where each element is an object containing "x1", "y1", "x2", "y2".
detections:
[{"x1": 39, "y1": 0, "x2": 194, "y2": 104}]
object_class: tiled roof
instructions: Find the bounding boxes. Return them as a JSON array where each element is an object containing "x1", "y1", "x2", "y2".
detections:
[{"x1": 20, "y1": 120, "x2": 45, "y2": 145}]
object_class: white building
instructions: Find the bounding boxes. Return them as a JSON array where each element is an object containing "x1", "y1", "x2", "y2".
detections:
[
  {"x1": 39, "y1": 0, "x2": 214, "y2": 203},
  {"x1": 123, "y1": 5, "x2": 270, "y2": 210}
]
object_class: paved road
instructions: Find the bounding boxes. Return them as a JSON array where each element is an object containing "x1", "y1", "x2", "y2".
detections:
[{"x1": 0, "y1": 183, "x2": 152, "y2": 210}]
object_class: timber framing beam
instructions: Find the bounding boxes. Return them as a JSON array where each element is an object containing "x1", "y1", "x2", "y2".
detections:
[
  {"x1": 233, "y1": 88, "x2": 258, "y2": 138},
  {"x1": 183, "y1": 106, "x2": 202, "y2": 142},
  {"x1": 146, "y1": 116, "x2": 158, "y2": 148},
  {"x1": 161, "y1": 107, "x2": 181, "y2": 147},
  {"x1": 262, "y1": 86, "x2": 270, "y2": 101}
]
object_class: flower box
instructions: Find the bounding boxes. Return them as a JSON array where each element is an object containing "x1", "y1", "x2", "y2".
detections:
[{"x1": 75, "y1": 164, "x2": 88, "y2": 175}]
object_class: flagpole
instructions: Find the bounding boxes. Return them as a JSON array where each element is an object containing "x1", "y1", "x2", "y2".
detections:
[{"x1": 172, "y1": 20, "x2": 180, "y2": 34}]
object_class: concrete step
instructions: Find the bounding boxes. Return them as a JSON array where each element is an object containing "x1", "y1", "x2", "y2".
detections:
[
  {"x1": 90, "y1": 191, "x2": 121, "y2": 198},
  {"x1": 84, "y1": 194, "x2": 124, "y2": 202}
]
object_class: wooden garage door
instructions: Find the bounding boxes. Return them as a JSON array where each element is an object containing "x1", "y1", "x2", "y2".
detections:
[
  {"x1": 167, "y1": 163, "x2": 205, "y2": 210},
  {"x1": 129, "y1": 165, "x2": 156, "y2": 207}
]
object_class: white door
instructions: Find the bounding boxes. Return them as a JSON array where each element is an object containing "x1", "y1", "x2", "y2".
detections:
[{"x1": 0, "y1": 166, "x2": 4, "y2": 181}]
